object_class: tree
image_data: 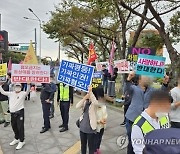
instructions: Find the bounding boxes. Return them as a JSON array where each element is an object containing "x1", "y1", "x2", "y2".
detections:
[{"x1": 2, "y1": 51, "x2": 25, "y2": 64}]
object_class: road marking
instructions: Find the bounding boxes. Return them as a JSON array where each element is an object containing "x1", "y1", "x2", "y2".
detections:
[
  {"x1": 117, "y1": 134, "x2": 128, "y2": 149},
  {"x1": 63, "y1": 141, "x2": 81, "y2": 154}
]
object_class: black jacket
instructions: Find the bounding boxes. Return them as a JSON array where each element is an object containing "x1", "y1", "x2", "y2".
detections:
[
  {"x1": 0, "y1": 81, "x2": 9, "y2": 101},
  {"x1": 57, "y1": 83, "x2": 73, "y2": 104},
  {"x1": 40, "y1": 83, "x2": 54, "y2": 103}
]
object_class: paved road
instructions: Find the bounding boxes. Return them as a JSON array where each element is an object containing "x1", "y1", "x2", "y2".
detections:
[{"x1": 0, "y1": 94, "x2": 127, "y2": 154}]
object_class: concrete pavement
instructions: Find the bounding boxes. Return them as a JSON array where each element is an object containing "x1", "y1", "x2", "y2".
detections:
[{"x1": 0, "y1": 94, "x2": 127, "y2": 154}]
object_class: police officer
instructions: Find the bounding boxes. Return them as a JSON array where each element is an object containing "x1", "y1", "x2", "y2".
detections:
[
  {"x1": 57, "y1": 83, "x2": 73, "y2": 132},
  {"x1": 40, "y1": 83, "x2": 53, "y2": 134},
  {"x1": 131, "y1": 90, "x2": 171, "y2": 154}
]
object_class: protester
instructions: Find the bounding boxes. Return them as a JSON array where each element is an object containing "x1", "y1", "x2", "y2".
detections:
[
  {"x1": 125, "y1": 72, "x2": 169, "y2": 154},
  {"x1": 169, "y1": 75, "x2": 180, "y2": 128},
  {"x1": 94, "y1": 87, "x2": 108, "y2": 154},
  {"x1": 101, "y1": 64, "x2": 109, "y2": 94},
  {"x1": 57, "y1": 83, "x2": 73, "y2": 132},
  {"x1": 40, "y1": 83, "x2": 54, "y2": 134},
  {"x1": 0, "y1": 83, "x2": 30, "y2": 150},
  {"x1": 49, "y1": 75, "x2": 57, "y2": 119},
  {"x1": 30, "y1": 84, "x2": 37, "y2": 102},
  {"x1": 107, "y1": 67, "x2": 118, "y2": 97},
  {"x1": 0, "y1": 80, "x2": 11, "y2": 127},
  {"x1": 131, "y1": 90, "x2": 171, "y2": 154},
  {"x1": 76, "y1": 86, "x2": 98, "y2": 154},
  {"x1": 143, "y1": 128, "x2": 180, "y2": 154}
]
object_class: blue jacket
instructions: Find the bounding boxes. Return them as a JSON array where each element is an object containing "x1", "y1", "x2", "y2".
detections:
[{"x1": 125, "y1": 81, "x2": 168, "y2": 122}]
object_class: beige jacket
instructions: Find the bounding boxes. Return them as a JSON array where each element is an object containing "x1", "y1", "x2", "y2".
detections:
[{"x1": 76, "y1": 92, "x2": 98, "y2": 130}]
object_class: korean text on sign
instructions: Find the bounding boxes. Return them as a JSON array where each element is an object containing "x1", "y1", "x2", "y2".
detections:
[
  {"x1": 0, "y1": 63, "x2": 7, "y2": 82},
  {"x1": 114, "y1": 60, "x2": 131, "y2": 73},
  {"x1": 135, "y1": 54, "x2": 166, "y2": 78},
  {"x1": 11, "y1": 64, "x2": 50, "y2": 83},
  {"x1": 58, "y1": 60, "x2": 94, "y2": 92},
  {"x1": 92, "y1": 72, "x2": 103, "y2": 89}
]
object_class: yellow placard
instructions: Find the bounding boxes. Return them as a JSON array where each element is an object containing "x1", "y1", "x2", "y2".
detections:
[{"x1": 0, "y1": 63, "x2": 7, "y2": 77}]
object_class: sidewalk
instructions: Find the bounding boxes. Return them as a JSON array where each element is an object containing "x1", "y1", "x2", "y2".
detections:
[{"x1": 0, "y1": 95, "x2": 127, "y2": 154}]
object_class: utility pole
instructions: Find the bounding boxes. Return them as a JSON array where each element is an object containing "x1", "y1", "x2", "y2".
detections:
[
  {"x1": 58, "y1": 42, "x2": 60, "y2": 62},
  {"x1": 35, "y1": 28, "x2": 37, "y2": 55},
  {"x1": 0, "y1": 14, "x2": 1, "y2": 30}
]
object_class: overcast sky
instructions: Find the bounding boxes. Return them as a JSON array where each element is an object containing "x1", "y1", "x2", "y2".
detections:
[{"x1": 0, "y1": 0, "x2": 179, "y2": 63}]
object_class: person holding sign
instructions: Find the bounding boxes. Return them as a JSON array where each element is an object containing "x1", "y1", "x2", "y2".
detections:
[
  {"x1": 57, "y1": 83, "x2": 73, "y2": 132},
  {"x1": 0, "y1": 82, "x2": 30, "y2": 150}
]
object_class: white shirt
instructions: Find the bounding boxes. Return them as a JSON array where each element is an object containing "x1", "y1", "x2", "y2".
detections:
[
  {"x1": 0, "y1": 85, "x2": 30, "y2": 112},
  {"x1": 131, "y1": 110, "x2": 160, "y2": 154}
]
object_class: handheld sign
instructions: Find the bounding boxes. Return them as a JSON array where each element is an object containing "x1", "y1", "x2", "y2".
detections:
[
  {"x1": 58, "y1": 60, "x2": 94, "y2": 92},
  {"x1": 0, "y1": 63, "x2": 7, "y2": 82},
  {"x1": 92, "y1": 72, "x2": 103, "y2": 89},
  {"x1": 135, "y1": 54, "x2": 166, "y2": 78},
  {"x1": 11, "y1": 64, "x2": 50, "y2": 83},
  {"x1": 114, "y1": 59, "x2": 131, "y2": 73}
]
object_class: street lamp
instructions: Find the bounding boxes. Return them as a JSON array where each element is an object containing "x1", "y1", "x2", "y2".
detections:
[{"x1": 26, "y1": 8, "x2": 42, "y2": 63}]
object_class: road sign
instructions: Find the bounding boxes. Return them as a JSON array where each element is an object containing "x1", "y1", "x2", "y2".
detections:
[{"x1": 20, "y1": 46, "x2": 29, "y2": 51}]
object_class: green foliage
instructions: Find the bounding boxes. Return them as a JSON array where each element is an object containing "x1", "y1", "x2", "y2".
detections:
[{"x1": 2, "y1": 51, "x2": 25, "y2": 64}]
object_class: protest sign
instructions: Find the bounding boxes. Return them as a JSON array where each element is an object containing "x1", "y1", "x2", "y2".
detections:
[
  {"x1": 58, "y1": 60, "x2": 94, "y2": 92},
  {"x1": 0, "y1": 63, "x2": 7, "y2": 82},
  {"x1": 11, "y1": 64, "x2": 50, "y2": 83},
  {"x1": 135, "y1": 54, "x2": 166, "y2": 78},
  {"x1": 114, "y1": 60, "x2": 131, "y2": 73},
  {"x1": 92, "y1": 72, "x2": 103, "y2": 89},
  {"x1": 127, "y1": 47, "x2": 156, "y2": 70},
  {"x1": 96, "y1": 62, "x2": 108, "y2": 71}
]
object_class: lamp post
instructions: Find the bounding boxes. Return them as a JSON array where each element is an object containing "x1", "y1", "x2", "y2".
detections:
[{"x1": 25, "y1": 8, "x2": 42, "y2": 63}]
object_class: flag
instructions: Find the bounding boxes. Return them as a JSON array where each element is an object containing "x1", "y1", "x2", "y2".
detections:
[
  {"x1": 23, "y1": 40, "x2": 38, "y2": 64},
  {"x1": 8, "y1": 57, "x2": 12, "y2": 72},
  {"x1": 87, "y1": 42, "x2": 97, "y2": 65},
  {"x1": 108, "y1": 41, "x2": 115, "y2": 76}
]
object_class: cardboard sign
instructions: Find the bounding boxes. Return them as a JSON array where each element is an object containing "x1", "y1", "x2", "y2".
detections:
[
  {"x1": 58, "y1": 60, "x2": 94, "y2": 92},
  {"x1": 12, "y1": 64, "x2": 50, "y2": 83},
  {"x1": 114, "y1": 60, "x2": 131, "y2": 73},
  {"x1": 136, "y1": 54, "x2": 166, "y2": 78},
  {"x1": 0, "y1": 63, "x2": 7, "y2": 82},
  {"x1": 96, "y1": 62, "x2": 108, "y2": 71},
  {"x1": 92, "y1": 72, "x2": 103, "y2": 89}
]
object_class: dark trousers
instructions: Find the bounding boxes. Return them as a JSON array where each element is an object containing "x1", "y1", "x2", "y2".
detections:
[
  {"x1": 50, "y1": 100, "x2": 54, "y2": 116},
  {"x1": 11, "y1": 109, "x2": 25, "y2": 142},
  {"x1": 171, "y1": 121, "x2": 180, "y2": 128},
  {"x1": 126, "y1": 119, "x2": 135, "y2": 154},
  {"x1": 123, "y1": 104, "x2": 130, "y2": 123},
  {"x1": 80, "y1": 131, "x2": 96, "y2": 154},
  {"x1": 60, "y1": 101, "x2": 70, "y2": 129},
  {"x1": 94, "y1": 128, "x2": 104, "y2": 150},
  {"x1": 42, "y1": 103, "x2": 51, "y2": 129}
]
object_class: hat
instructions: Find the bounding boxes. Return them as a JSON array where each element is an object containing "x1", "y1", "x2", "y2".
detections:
[
  {"x1": 144, "y1": 128, "x2": 180, "y2": 154},
  {"x1": 14, "y1": 83, "x2": 22, "y2": 87}
]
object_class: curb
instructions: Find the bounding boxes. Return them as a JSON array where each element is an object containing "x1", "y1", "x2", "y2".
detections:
[{"x1": 74, "y1": 94, "x2": 124, "y2": 113}]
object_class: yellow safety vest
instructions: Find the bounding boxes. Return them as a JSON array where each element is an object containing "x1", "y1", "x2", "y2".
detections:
[
  {"x1": 133, "y1": 115, "x2": 169, "y2": 136},
  {"x1": 59, "y1": 83, "x2": 69, "y2": 101}
]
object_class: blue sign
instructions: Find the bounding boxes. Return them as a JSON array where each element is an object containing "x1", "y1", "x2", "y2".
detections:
[
  {"x1": 58, "y1": 60, "x2": 94, "y2": 92},
  {"x1": 92, "y1": 71, "x2": 103, "y2": 89},
  {"x1": 136, "y1": 54, "x2": 166, "y2": 78}
]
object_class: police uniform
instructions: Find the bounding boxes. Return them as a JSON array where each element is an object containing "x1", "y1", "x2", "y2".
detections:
[
  {"x1": 57, "y1": 83, "x2": 73, "y2": 131},
  {"x1": 131, "y1": 110, "x2": 169, "y2": 154}
]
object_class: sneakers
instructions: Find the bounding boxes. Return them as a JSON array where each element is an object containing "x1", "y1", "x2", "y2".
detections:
[
  {"x1": 16, "y1": 142, "x2": 25, "y2": 150},
  {"x1": 10, "y1": 139, "x2": 19, "y2": 146},
  {"x1": 120, "y1": 122, "x2": 126, "y2": 127}
]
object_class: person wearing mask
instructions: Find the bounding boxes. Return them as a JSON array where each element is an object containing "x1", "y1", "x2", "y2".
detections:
[
  {"x1": 94, "y1": 87, "x2": 108, "y2": 154},
  {"x1": 0, "y1": 79, "x2": 11, "y2": 127},
  {"x1": 0, "y1": 83, "x2": 30, "y2": 150},
  {"x1": 49, "y1": 75, "x2": 57, "y2": 119},
  {"x1": 57, "y1": 83, "x2": 73, "y2": 132},
  {"x1": 169, "y1": 75, "x2": 180, "y2": 128},
  {"x1": 131, "y1": 90, "x2": 171, "y2": 154},
  {"x1": 76, "y1": 86, "x2": 98, "y2": 154},
  {"x1": 125, "y1": 72, "x2": 169, "y2": 154},
  {"x1": 101, "y1": 64, "x2": 109, "y2": 94},
  {"x1": 107, "y1": 67, "x2": 118, "y2": 98},
  {"x1": 40, "y1": 83, "x2": 54, "y2": 134}
]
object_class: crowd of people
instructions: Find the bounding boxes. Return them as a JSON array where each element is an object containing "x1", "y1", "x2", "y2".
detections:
[{"x1": 0, "y1": 64, "x2": 180, "y2": 154}]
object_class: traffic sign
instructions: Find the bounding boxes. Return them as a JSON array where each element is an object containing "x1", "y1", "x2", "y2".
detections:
[{"x1": 20, "y1": 46, "x2": 29, "y2": 51}]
